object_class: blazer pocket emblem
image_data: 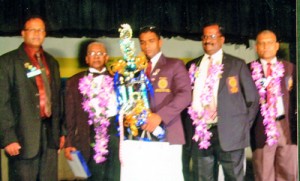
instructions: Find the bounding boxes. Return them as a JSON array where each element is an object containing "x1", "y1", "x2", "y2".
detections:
[
  {"x1": 226, "y1": 76, "x2": 239, "y2": 94},
  {"x1": 155, "y1": 77, "x2": 170, "y2": 92}
]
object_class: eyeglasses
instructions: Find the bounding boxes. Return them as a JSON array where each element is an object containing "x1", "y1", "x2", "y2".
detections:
[
  {"x1": 88, "y1": 51, "x2": 107, "y2": 57},
  {"x1": 201, "y1": 34, "x2": 221, "y2": 40},
  {"x1": 24, "y1": 29, "x2": 46, "y2": 33}
]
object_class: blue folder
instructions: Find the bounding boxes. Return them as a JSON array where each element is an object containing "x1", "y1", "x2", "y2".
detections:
[{"x1": 67, "y1": 151, "x2": 91, "y2": 178}]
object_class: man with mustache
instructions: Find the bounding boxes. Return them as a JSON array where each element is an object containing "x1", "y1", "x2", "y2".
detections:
[
  {"x1": 185, "y1": 23, "x2": 259, "y2": 181},
  {"x1": 64, "y1": 41, "x2": 120, "y2": 181},
  {"x1": 0, "y1": 15, "x2": 64, "y2": 180},
  {"x1": 249, "y1": 30, "x2": 297, "y2": 181}
]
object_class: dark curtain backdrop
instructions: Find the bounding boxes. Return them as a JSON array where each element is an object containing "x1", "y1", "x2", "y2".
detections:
[{"x1": 0, "y1": 0, "x2": 296, "y2": 60}]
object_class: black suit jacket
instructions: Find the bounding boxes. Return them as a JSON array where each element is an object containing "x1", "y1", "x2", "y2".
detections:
[
  {"x1": 186, "y1": 53, "x2": 259, "y2": 151},
  {"x1": 0, "y1": 43, "x2": 62, "y2": 159},
  {"x1": 249, "y1": 59, "x2": 297, "y2": 150}
]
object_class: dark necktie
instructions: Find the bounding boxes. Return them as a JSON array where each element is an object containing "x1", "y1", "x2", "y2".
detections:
[
  {"x1": 146, "y1": 60, "x2": 152, "y2": 78},
  {"x1": 266, "y1": 63, "x2": 272, "y2": 77},
  {"x1": 35, "y1": 52, "x2": 52, "y2": 117}
]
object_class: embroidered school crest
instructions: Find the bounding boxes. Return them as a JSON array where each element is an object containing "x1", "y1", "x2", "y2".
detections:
[
  {"x1": 227, "y1": 76, "x2": 239, "y2": 93},
  {"x1": 155, "y1": 77, "x2": 170, "y2": 92}
]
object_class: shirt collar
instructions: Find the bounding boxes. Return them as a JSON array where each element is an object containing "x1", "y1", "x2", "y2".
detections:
[
  {"x1": 150, "y1": 51, "x2": 162, "y2": 64},
  {"x1": 204, "y1": 49, "x2": 223, "y2": 64},
  {"x1": 260, "y1": 57, "x2": 277, "y2": 66},
  {"x1": 89, "y1": 67, "x2": 106, "y2": 74},
  {"x1": 24, "y1": 44, "x2": 44, "y2": 57}
]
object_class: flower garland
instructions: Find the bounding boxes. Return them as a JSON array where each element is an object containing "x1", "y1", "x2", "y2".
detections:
[
  {"x1": 250, "y1": 61, "x2": 284, "y2": 146},
  {"x1": 188, "y1": 62, "x2": 223, "y2": 149},
  {"x1": 78, "y1": 73, "x2": 114, "y2": 163},
  {"x1": 188, "y1": 63, "x2": 197, "y2": 86}
]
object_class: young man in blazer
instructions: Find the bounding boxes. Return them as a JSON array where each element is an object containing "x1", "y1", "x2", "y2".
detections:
[
  {"x1": 186, "y1": 23, "x2": 259, "y2": 181},
  {"x1": 138, "y1": 26, "x2": 192, "y2": 180}
]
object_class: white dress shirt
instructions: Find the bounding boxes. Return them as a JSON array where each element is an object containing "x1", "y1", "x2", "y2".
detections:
[
  {"x1": 260, "y1": 58, "x2": 284, "y2": 117},
  {"x1": 192, "y1": 49, "x2": 223, "y2": 123},
  {"x1": 88, "y1": 67, "x2": 118, "y2": 117}
]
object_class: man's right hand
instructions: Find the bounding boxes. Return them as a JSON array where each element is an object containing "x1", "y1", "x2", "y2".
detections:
[
  {"x1": 64, "y1": 147, "x2": 77, "y2": 160},
  {"x1": 4, "y1": 142, "x2": 21, "y2": 156}
]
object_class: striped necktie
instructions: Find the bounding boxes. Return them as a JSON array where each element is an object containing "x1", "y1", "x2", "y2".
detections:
[{"x1": 36, "y1": 52, "x2": 52, "y2": 117}]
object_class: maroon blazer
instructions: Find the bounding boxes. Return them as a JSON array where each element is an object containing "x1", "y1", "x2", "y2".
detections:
[
  {"x1": 64, "y1": 71, "x2": 119, "y2": 161},
  {"x1": 64, "y1": 71, "x2": 91, "y2": 160},
  {"x1": 250, "y1": 59, "x2": 297, "y2": 150},
  {"x1": 148, "y1": 54, "x2": 192, "y2": 144}
]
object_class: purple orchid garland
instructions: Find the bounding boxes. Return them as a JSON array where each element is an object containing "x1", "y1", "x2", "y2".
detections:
[
  {"x1": 188, "y1": 63, "x2": 224, "y2": 149},
  {"x1": 78, "y1": 73, "x2": 114, "y2": 163},
  {"x1": 250, "y1": 61, "x2": 284, "y2": 146}
]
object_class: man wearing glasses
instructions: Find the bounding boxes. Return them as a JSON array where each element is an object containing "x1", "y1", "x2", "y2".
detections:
[
  {"x1": 0, "y1": 15, "x2": 64, "y2": 180},
  {"x1": 64, "y1": 41, "x2": 120, "y2": 181},
  {"x1": 250, "y1": 30, "x2": 297, "y2": 181},
  {"x1": 185, "y1": 23, "x2": 259, "y2": 180}
]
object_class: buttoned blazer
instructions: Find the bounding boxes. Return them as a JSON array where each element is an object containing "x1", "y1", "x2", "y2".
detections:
[
  {"x1": 0, "y1": 43, "x2": 62, "y2": 158},
  {"x1": 148, "y1": 54, "x2": 192, "y2": 145},
  {"x1": 186, "y1": 53, "x2": 259, "y2": 151}
]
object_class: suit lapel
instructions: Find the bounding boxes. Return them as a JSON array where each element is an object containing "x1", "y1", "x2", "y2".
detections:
[
  {"x1": 218, "y1": 54, "x2": 231, "y2": 92},
  {"x1": 17, "y1": 46, "x2": 38, "y2": 87},
  {"x1": 280, "y1": 60, "x2": 288, "y2": 116},
  {"x1": 195, "y1": 56, "x2": 203, "y2": 66},
  {"x1": 150, "y1": 54, "x2": 166, "y2": 78}
]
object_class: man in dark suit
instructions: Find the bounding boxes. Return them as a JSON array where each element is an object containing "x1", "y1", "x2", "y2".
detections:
[
  {"x1": 186, "y1": 23, "x2": 259, "y2": 181},
  {"x1": 64, "y1": 42, "x2": 120, "y2": 181},
  {"x1": 0, "y1": 16, "x2": 64, "y2": 180},
  {"x1": 138, "y1": 26, "x2": 192, "y2": 180},
  {"x1": 249, "y1": 30, "x2": 297, "y2": 181}
]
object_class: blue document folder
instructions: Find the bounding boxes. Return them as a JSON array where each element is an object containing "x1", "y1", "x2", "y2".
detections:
[{"x1": 66, "y1": 150, "x2": 91, "y2": 178}]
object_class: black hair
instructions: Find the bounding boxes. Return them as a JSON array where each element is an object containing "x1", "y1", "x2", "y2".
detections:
[
  {"x1": 138, "y1": 25, "x2": 161, "y2": 39},
  {"x1": 202, "y1": 22, "x2": 225, "y2": 36},
  {"x1": 23, "y1": 15, "x2": 46, "y2": 30}
]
